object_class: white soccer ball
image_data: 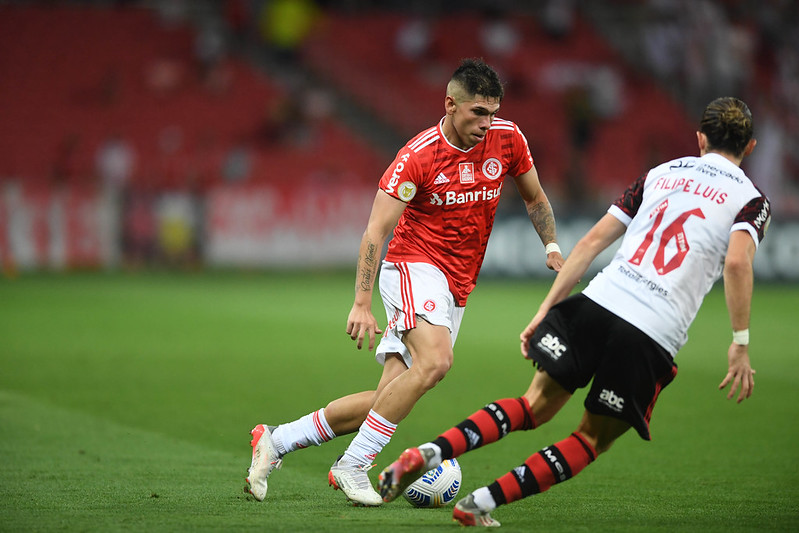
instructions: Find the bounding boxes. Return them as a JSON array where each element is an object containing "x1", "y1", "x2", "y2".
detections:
[{"x1": 402, "y1": 458, "x2": 462, "y2": 508}]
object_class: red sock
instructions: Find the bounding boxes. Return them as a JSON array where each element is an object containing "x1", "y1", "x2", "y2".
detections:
[
  {"x1": 432, "y1": 397, "x2": 536, "y2": 459},
  {"x1": 489, "y1": 432, "x2": 597, "y2": 506}
]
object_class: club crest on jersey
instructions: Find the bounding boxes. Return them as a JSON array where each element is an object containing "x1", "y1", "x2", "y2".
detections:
[
  {"x1": 398, "y1": 181, "x2": 417, "y2": 202},
  {"x1": 459, "y1": 163, "x2": 475, "y2": 184},
  {"x1": 482, "y1": 158, "x2": 503, "y2": 180}
]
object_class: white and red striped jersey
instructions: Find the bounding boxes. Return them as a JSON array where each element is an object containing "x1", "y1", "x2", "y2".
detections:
[
  {"x1": 378, "y1": 117, "x2": 534, "y2": 306},
  {"x1": 583, "y1": 152, "x2": 771, "y2": 355}
]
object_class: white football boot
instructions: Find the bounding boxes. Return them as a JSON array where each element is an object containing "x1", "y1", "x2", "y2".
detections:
[
  {"x1": 245, "y1": 424, "x2": 282, "y2": 501},
  {"x1": 452, "y1": 493, "x2": 501, "y2": 527},
  {"x1": 328, "y1": 455, "x2": 383, "y2": 506}
]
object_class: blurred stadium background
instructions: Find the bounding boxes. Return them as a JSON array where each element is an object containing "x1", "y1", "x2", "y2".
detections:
[{"x1": 1, "y1": 0, "x2": 797, "y2": 279}]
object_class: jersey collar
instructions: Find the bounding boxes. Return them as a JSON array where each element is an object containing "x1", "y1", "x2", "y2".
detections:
[{"x1": 438, "y1": 117, "x2": 476, "y2": 154}]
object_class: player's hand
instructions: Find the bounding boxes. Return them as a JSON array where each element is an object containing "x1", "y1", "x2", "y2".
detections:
[
  {"x1": 718, "y1": 343, "x2": 755, "y2": 403},
  {"x1": 520, "y1": 311, "x2": 546, "y2": 359},
  {"x1": 546, "y1": 251, "x2": 565, "y2": 272},
  {"x1": 346, "y1": 303, "x2": 383, "y2": 351}
]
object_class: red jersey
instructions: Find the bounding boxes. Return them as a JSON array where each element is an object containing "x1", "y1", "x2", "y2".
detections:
[{"x1": 379, "y1": 117, "x2": 534, "y2": 306}]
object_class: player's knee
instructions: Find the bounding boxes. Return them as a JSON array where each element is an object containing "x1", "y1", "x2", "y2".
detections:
[
  {"x1": 582, "y1": 433, "x2": 616, "y2": 455},
  {"x1": 430, "y1": 357, "x2": 452, "y2": 383},
  {"x1": 415, "y1": 354, "x2": 452, "y2": 389},
  {"x1": 575, "y1": 416, "x2": 627, "y2": 455}
]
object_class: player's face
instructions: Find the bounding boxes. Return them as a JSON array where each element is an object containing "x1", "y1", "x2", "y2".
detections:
[{"x1": 445, "y1": 95, "x2": 500, "y2": 150}]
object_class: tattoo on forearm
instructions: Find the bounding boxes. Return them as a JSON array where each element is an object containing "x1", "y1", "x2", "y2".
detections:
[
  {"x1": 528, "y1": 202, "x2": 557, "y2": 245},
  {"x1": 358, "y1": 242, "x2": 379, "y2": 291}
]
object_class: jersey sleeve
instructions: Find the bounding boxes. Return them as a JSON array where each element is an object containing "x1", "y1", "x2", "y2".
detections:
[
  {"x1": 608, "y1": 172, "x2": 647, "y2": 225},
  {"x1": 506, "y1": 125, "x2": 534, "y2": 177},
  {"x1": 378, "y1": 147, "x2": 424, "y2": 203},
  {"x1": 731, "y1": 191, "x2": 771, "y2": 247}
]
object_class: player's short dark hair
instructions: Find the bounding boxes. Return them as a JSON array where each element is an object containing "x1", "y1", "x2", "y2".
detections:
[
  {"x1": 699, "y1": 97, "x2": 754, "y2": 157},
  {"x1": 450, "y1": 58, "x2": 504, "y2": 101}
]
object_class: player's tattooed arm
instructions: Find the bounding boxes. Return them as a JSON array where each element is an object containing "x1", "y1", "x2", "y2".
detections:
[
  {"x1": 350, "y1": 237, "x2": 384, "y2": 349},
  {"x1": 357, "y1": 241, "x2": 380, "y2": 292},
  {"x1": 527, "y1": 200, "x2": 557, "y2": 245},
  {"x1": 353, "y1": 188, "x2": 406, "y2": 296}
]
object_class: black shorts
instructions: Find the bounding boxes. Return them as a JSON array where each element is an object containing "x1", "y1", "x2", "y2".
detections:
[{"x1": 528, "y1": 294, "x2": 678, "y2": 440}]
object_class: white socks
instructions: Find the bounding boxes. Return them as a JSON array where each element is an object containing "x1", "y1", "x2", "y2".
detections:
[
  {"x1": 418, "y1": 442, "x2": 443, "y2": 468},
  {"x1": 272, "y1": 408, "x2": 335, "y2": 456},
  {"x1": 342, "y1": 410, "x2": 397, "y2": 466},
  {"x1": 472, "y1": 486, "x2": 498, "y2": 511},
  {"x1": 268, "y1": 408, "x2": 401, "y2": 468}
]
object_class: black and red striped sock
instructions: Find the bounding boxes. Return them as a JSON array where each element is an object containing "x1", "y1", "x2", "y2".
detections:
[
  {"x1": 488, "y1": 432, "x2": 597, "y2": 506},
  {"x1": 431, "y1": 397, "x2": 536, "y2": 459}
]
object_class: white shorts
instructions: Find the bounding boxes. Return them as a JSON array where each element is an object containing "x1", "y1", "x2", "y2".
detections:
[{"x1": 375, "y1": 261, "x2": 465, "y2": 368}]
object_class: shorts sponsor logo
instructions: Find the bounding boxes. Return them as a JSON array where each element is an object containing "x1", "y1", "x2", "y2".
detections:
[
  {"x1": 599, "y1": 389, "x2": 625, "y2": 412},
  {"x1": 482, "y1": 158, "x2": 502, "y2": 180},
  {"x1": 386, "y1": 309, "x2": 400, "y2": 331},
  {"x1": 459, "y1": 163, "x2": 475, "y2": 184},
  {"x1": 537, "y1": 332, "x2": 567, "y2": 360},
  {"x1": 398, "y1": 181, "x2": 417, "y2": 202},
  {"x1": 423, "y1": 299, "x2": 436, "y2": 312}
]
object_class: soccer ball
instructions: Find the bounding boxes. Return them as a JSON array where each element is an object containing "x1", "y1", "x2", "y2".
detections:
[{"x1": 402, "y1": 458, "x2": 462, "y2": 508}]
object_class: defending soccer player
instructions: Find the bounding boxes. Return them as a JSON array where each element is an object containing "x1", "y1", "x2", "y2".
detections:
[{"x1": 378, "y1": 96, "x2": 770, "y2": 527}]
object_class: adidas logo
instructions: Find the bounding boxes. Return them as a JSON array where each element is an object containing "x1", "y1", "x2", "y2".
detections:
[
  {"x1": 464, "y1": 428, "x2": 481, "y2": 450},
  {"x1": 434, "y1": 173, "x2": 450, "y2": 184},
  {"x1": 513, "y1": 466, "x2": 526, "y2": 483}
]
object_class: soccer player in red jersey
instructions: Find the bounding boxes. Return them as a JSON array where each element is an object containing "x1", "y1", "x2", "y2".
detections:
[
  {"x1": 378, "y1": 97, "x2": 770, "y2": 526},
  {"x1": 246, "y1": 58, "x2": 564, "y2": 505}
]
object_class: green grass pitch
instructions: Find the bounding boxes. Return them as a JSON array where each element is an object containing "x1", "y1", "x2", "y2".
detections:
[{"x1": 1, "y1": 271, "x2": 797, "y2": 532}]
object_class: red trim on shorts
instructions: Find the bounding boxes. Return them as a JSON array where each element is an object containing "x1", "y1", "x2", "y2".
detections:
[
  {"x1": 644, "y1": 364, "x2": 678, "y2": 436},
  {"x1": 395, "y1": 262, "x2": 416, "y2": 330}
]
